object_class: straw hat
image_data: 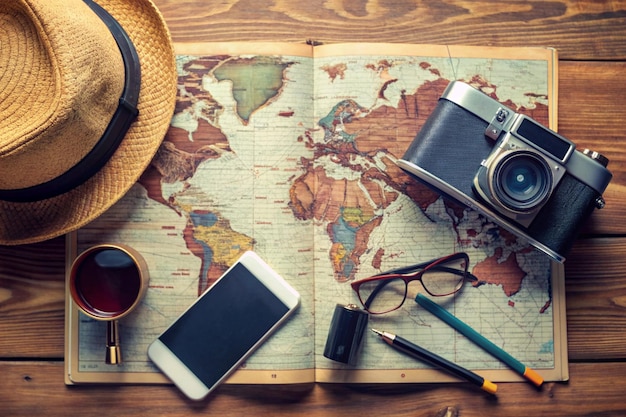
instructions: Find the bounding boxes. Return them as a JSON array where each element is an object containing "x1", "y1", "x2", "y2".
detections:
[{"x1": 0, "y1": 0, "x2": 177, "y2": 245}]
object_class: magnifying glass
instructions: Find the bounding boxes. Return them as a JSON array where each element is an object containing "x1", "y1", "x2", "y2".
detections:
[{"x1": 69, "y1": 244, "x2": 149, "y2": 365}]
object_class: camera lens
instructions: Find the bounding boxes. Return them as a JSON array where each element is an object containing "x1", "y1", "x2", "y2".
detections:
[{"x1": 493, "y1": 151, "x2": 551, "y2": 211}]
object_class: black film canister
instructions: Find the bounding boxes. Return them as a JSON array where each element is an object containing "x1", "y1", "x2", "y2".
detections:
[{"x1": 323, "y1": 303, "x2": 369, "y2": 365}]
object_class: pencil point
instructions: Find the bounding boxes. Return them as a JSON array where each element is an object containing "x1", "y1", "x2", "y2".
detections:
[{"x1": 371, "y1": 328, "x2": 383, "y2": 336}]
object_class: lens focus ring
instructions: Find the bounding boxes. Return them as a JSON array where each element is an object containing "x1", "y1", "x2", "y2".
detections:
[{"x1": 492, "y1": 151, "x2": 552, "y2": 211}]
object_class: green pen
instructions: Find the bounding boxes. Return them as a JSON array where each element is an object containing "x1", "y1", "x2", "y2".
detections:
[{"x1": 415, "y1": 293, "x2": 544, "y2": 387}]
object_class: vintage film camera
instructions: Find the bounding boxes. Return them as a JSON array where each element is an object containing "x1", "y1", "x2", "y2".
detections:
[{"x1": 398, "y1": 81, "x2": 612, "y2": 262}]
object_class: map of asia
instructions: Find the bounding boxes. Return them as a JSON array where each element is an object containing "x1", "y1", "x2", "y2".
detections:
[{"x1": 71, "y1": 43, "x2": 564, "y2": 383}]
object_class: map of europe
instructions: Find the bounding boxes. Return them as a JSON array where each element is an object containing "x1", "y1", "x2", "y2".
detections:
[{"x1": 73, "y1": 44, "x2": 562, "y2": 381}]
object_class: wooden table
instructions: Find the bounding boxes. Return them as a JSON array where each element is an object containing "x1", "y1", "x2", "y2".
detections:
[{"x1": 2, "y1": 1, "x2": 626, "y2": 415}]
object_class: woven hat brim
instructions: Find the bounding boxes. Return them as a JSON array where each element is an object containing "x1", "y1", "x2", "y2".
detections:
[{"x1": 0, "y1": 0, "x2": 177, "y2": 245}]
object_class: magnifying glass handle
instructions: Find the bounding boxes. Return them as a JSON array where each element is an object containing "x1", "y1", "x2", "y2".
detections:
[{"x1": 106, "y1": 320, "x2": 122, "y2": 365}]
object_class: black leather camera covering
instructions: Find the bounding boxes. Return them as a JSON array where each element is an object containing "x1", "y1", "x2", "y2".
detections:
[
  {"x1": 528, "y1": 175, "x2": 598, "y2": 257},
  {"x1": 402, "y1": 98, "x2": 493, "y2": 197},
  {"x1": 402, "y1": 99, "x2": 600, "y2": 259}
]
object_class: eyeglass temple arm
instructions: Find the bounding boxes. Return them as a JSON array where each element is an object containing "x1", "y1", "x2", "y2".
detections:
[
  {"x1": 374, "y1": 264, "x2": 478, "y2": 281},
  {"x1": 364, "y1": 266, "x2": 480, "y2": 307},
  {"x1": 364, "y1": 279, "x2": 394, "y2": 309},
  {"x1": 371, "y1": 258, "x2": 437, "y2": 276}
]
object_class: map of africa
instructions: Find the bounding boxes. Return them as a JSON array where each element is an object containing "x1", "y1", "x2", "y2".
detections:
[{"x1": 71, "y1": 43, "x2": 564, "y2": 383}]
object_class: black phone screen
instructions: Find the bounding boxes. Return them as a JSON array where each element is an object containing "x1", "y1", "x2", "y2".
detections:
[{"x1": 158, "y1": 262, "x2": 289, "y2": 388}]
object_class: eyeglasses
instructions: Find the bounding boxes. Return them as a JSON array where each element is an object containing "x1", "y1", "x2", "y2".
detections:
[{"x1": 350, "y1": 252, "x2": 478, "y2": 314}]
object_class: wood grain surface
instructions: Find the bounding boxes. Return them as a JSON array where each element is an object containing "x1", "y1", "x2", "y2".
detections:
[{"x1": 1, "y1": 0, "x2": 625, "y2": 415}]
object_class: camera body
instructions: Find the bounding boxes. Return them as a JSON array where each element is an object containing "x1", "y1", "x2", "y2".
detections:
[{"x1": 398, "y1": 81, "x2": 612, "y2": 262}]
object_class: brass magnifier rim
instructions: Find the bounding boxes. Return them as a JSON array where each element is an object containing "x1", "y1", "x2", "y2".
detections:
[{"x1": 69, "y1": 243, "x2": 150, "y2": 364}]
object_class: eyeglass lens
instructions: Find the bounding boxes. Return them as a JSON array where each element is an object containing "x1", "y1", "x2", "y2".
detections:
[
  {"x1": 421, "y1": 255, "x2": 467, "y2": 296},
  {"x1": 357, "y1": 255, "x2": 467, "y2": 314}
]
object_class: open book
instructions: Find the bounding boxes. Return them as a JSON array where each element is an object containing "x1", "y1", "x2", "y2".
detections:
[{"x1": 65, "y1": 42, "x2": 567, "y2": 385}]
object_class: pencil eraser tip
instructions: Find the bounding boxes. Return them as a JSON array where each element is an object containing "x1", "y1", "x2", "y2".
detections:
[
  {"x1": 482, "y1": 379, "x2": 498, "y2": 395},
  {"x1": 524, "y1": 368, "x2": 544, "y2": 386}
]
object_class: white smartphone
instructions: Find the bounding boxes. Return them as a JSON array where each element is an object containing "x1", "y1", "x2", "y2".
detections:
[{"x1": 147, "y1": 251, "x2": 300, "y2": 400}]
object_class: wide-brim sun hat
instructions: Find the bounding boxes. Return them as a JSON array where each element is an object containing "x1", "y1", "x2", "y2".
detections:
[{"x1": 0, "y1": 0, "x2": 177, "y2": 245}]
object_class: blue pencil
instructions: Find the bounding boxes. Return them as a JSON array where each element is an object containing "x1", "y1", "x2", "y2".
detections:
[{"x1": 415, "y1": 293, "x2": 544, "y2": 387}]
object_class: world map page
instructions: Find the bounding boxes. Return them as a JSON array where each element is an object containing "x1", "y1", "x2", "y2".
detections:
[{"x1": 65, "y1": 43, "x2": 567, "y2": 385}]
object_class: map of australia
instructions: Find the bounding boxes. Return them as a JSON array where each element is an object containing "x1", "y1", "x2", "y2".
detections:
[{"x1": 75, "y1": 45, "x2": 559, "y2": 377}]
